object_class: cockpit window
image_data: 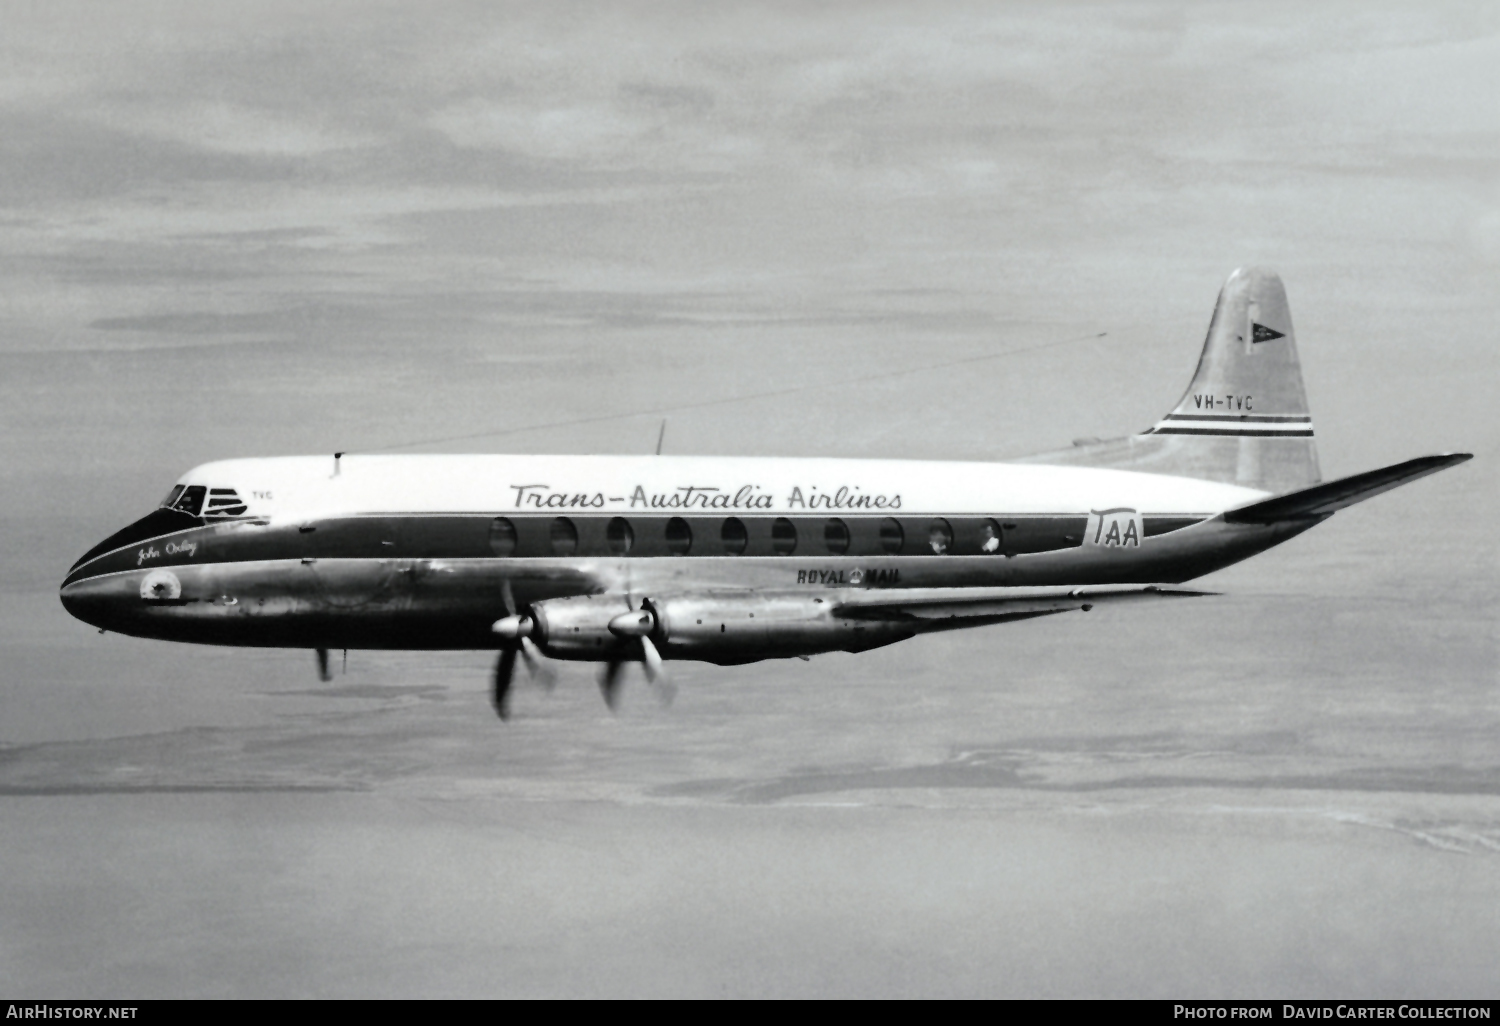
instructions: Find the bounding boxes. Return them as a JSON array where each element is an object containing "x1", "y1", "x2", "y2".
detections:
[
  {"x1": 203, "y1": 488, "x2": 248, "y2": 518},
  {"x1": 169, "y1": 485, "x2": 206, "y2": 517},
  {"x1": 160, "y1": 484, "x2": 247, "y2": 518}
]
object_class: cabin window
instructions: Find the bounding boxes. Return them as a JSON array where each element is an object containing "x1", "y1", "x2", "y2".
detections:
[
  {"x1": 928, "y1": 518, "x2": 953, "y2": 555},
  {"x1": 489, "y1": 517, "x2": 518, "y2": 557},
  {"x1": 771, "y1": 517, "x2": 797, "y2": 556},
  {"x1": 980, "y1": 519, "x2": 1003, "y2": 554},
  {"x1": 169, "y1": 485, "x2": 206, "y2": 517},
  {"x1": 606, "y1": 517, "x2": 633, "y2": 555},
  {"x1": 665, "y1": 517, "x2": 693, "y2": 555},
  {"x1": 550, "y1": 517, "x2": 579, "y2": 556},
  {"x1": 203, "y1": 487, "x2": 248, "y2": 518},
  {"x1": 824, "y1": 518, "x2": 850, "y2": 555},
  {"x1": 159, "y1": 484, "x2": 186, "y2": 509},
  {"x1": 879, "y1": 517, "x2": 904, "y2": 554},
  {"x1": 721, "y1": 517, "x2": 748, "y2": 555}
]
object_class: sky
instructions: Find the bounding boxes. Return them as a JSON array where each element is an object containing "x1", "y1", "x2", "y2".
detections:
[
  {"x1": 0, "y1": 1, "x2": 1496, "y2": 997},
  {"x1": 3, "y1": 4, "x2": 1496, "y2": 473}
]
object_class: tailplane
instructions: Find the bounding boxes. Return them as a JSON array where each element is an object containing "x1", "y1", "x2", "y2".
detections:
[
  {"x1": 1021, "y1": 267, "x2": 1322, "y2": 494},
  {"x1": 1223, "y1": 454, "x2": 1471, "y2": 524}
]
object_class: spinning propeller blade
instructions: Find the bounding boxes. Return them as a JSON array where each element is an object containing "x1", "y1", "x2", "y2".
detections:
[
  {"x1": 599, "y1": 660, "x2": 626, "y2": 710},
  {"x1": 492, "y1": 646, "x2": 518, "y2": 720},
  {"x1": 519, "y1": 635, "x2": 557, "y2": 690},
  {"x1": 638, "y1": 635, "x2": 676, "y2": 706}
]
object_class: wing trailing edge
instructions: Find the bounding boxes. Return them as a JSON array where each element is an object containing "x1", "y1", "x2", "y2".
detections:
[
  {"x1": 1223, "y1": 453, "x2": 1472, "y2": 525},
  {"x1": 833, "y1": 583, "x2": 1214, "y2": 625}
]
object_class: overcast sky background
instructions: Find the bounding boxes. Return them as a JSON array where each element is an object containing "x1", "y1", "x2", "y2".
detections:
[
  {"x1": 4, "y1": 4, "x2": 1496, "y2": 485},
  {"x1": 1, "y1": 1, "x2": 1496, "y2": 997}
]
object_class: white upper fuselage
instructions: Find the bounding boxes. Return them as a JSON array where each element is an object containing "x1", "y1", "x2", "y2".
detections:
[{"x1": 176, "y1": 453, "x2": 1267, "y2": 521}]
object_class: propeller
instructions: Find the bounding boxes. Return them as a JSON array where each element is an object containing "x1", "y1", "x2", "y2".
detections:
[
  {"x1": 489, "y1": 580, "x2": 556, "y2": 720},
  {"x1": 599, "y1": 659, "x2": 626, "y2": 711},
  {"x1": 492, "y1": 646, "x2": 518, "y2": 720},
  {"x1": 604, "y1": 601, "x2": 676, "y2": 709}
]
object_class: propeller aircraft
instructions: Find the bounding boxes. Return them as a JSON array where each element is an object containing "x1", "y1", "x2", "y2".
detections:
[{"x1": 60, "y1": 268, "x2": 1471, "y2": 719}]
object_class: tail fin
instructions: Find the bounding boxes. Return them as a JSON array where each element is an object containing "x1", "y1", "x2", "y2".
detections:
[{"x1": 1020, "y1": 267, "x2": 1321, "y2": 494}]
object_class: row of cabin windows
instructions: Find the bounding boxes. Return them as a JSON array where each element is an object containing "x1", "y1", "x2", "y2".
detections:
[{"x1": 488, "y1": 515, "x2": 1009, "y2": 558}]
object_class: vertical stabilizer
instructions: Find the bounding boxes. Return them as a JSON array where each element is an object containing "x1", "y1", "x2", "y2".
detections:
[
  {"x1": 1152, "y1": 267, "x2": 1313, "y2": 439},
  {"x1": 1019, "y1": 267, "x2": 1321, "y2": 494}
]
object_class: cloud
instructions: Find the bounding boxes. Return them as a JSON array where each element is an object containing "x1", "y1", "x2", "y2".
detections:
[
  {"x1": 101, "y1": 101, "x2": 378, "y2": 158},
  {"x1": 431, "y1": 99, "x2": 654, "y2": 161},
  {"x1": 0, "y1": 1, "x2": 1495, "y2": 351}
]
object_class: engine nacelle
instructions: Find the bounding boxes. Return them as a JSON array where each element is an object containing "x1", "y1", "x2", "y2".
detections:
[
  {"x1": 529, "y1": 591, "x2": 915, "y2": 665},
  {"x1": 649, "y1": 592, "x2": 910, "y2": 664},
  {"x1": 530, "y1": 594, "x2": 635, "y2": 660}
]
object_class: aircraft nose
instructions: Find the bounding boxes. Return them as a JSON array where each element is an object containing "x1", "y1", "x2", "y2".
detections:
[{"x1": 59, "y1": 575, "x2": 123, "y2": 631}]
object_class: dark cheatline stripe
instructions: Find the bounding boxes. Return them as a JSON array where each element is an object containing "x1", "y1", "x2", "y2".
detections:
[
  {"x1": 1143, "y1": 516, "x2": 1207, "y2": 537},
  {"x1": 1163, "y1": 413, "x2": 1312, "y2": 423},
  {"x1": 1150, "y1": 427, "x2": 1315, "y2": 437},
  {"x1": 68, "y1": 507, "x2": 204, "y2": 571}
]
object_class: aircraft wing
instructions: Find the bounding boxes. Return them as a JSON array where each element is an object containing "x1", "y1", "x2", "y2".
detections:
[
  {"x1": 831, "y1": 584, "x2": 1213, "y2": 629},
  {"x1": 1224, "y1": 453, "x2": 1472, "y2": 525}
]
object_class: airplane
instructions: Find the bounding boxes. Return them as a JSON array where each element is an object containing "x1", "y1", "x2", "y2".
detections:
[{"x1": 59, "y1": 268, "x2": 1471, "y2": 719}]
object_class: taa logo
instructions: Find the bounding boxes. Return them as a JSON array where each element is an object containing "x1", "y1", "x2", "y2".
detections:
[{"x1": 1086, "y1": 507, "x2": 1142, "y2": 548}]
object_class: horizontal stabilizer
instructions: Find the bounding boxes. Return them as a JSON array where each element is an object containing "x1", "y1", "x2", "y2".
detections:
[
  {"x1": 833, "y1": 583, "x2": 1213, "y2": 624},
  {"x1": 1224, "y1": 453, "x2": 1472, "y2": 525}
]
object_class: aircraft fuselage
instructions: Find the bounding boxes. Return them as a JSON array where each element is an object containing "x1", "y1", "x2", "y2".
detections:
[{"x1": 60, "y1": 453, "x2": 1310, "y2": 663}]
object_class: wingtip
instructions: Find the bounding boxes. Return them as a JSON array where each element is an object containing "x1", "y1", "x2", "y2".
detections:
[{"x1": 1414, "y1": 452, "x2": 1474, "y2": 472}]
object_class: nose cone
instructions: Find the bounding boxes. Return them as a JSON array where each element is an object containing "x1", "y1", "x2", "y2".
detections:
[
  {"x1": 61, "y1": 568, "x2": 162, "y2": 634},
  {"x1": 60, "y1": 576, "x2": 114, "y2": 631}
]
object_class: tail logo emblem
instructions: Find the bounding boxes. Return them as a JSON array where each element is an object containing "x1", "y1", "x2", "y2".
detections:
[{"x1": 1252, "y1": 323, "x2": 1286, "y2": 344}]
